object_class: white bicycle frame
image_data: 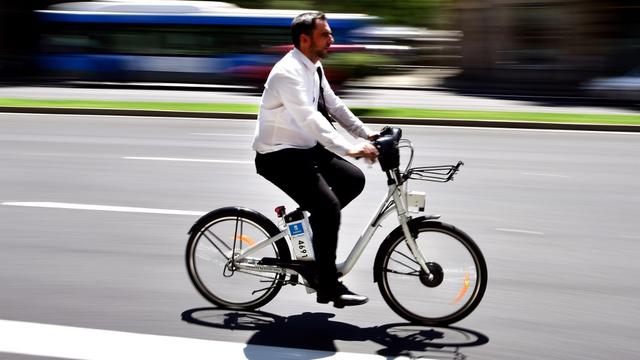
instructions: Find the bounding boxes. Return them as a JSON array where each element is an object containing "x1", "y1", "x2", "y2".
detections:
[{"x1": 230, "y1": 171, "x2": 435, "y2": 279}]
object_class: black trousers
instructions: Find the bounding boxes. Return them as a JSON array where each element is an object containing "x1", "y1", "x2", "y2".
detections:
[{"x1": 255, "y1": 144, "x2": 365, "y2": 290}]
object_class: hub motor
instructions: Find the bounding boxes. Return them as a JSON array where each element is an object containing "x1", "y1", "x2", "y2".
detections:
[{"x1": 419, "y1": 262, "x2": 444, "y2": 287}]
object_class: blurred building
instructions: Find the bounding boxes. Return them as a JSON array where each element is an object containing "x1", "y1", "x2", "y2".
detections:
[
  {"x1": 0, "y1": 1, "x2": 60, "y2": 80},
  {"x1": 0, "y1": 2, "x2": 36, "y2": 79},
  {"x1": 452, "y1": 0, "x2": 640, "y2": 91}
]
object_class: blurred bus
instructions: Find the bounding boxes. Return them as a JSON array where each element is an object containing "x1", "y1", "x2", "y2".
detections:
[{"x1": 35, "y1": 1, "x2": 378, "y2": 86}]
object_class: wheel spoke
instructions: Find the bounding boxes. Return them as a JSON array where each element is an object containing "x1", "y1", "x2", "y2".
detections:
[
  {"x1": 389, "y1": 250, "x2": 420, "y2": 272},
  {"x1": 384, "y1": 268, "x2": 420, "y2": 276},
  {"x1": 238, "y1": 218, "x2": 245, "y2": 250},
  {"x1": 202, "y1": 230, "x2": 231, "y2": 260},
  {"x1": 187, "y1": 212, "x2": 289, "y2": 310},
  {"x1": 394, "y1": 248, "x2": 421, "y2": 266},
  {"x1": 233, "y1": 268, "x2": 279, "y2": 281},
  {"x1": 206, "y1": 228, "x2": 232, "y2": 250},
  {"x1": 376, "y1": 224, "x2": 487, "y2": 326},
  {"x1": 233, "y1": 216, "x2": 240, "y2": 252}
]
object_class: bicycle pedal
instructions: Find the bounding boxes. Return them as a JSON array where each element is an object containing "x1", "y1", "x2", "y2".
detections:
[
  {"x1": 258, "y1": 257, "x2": 313, "y2": 270},
  {"x1": 259, "y1": 258, "x2": 317, "y2": 285},
  {"x1": 259, "y1": 257, "x2": 309, "y2": 266},
  {"x1": 258, "y1": 257, "x2": 279, "y2": 266},
  {"x1": 289, "y1": 274, "x2": 299, "y2": 285}
]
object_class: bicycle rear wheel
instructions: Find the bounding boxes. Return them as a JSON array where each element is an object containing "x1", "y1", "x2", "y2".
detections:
[
  {"x1": 186, "y1": 207, "x2": 290, "y2": 310},
  {"x1": 374, "y1": 220, "x2": 487, "y2": 326}
]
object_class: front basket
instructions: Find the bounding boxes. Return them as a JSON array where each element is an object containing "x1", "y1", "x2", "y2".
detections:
[{"x1": 405, "y1": 161, "x2": 464, "y2": 182}]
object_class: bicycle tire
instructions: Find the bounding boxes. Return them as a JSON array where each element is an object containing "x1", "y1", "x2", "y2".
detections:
[
  {"x1": 186, "y1": 206, "x2": 291, "y2": 310},
  {"x1": 374, "y1": 220, "x2": 487, "y2": 326}
]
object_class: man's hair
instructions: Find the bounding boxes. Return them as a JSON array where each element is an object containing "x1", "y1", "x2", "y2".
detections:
[{"x1": 291, "y1": 12, "x2": 326, "y2": 49}]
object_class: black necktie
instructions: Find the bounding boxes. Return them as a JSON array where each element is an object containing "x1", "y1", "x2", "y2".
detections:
[{"x1": 316, "y1": 67, "x2": 335, "y2": 128}]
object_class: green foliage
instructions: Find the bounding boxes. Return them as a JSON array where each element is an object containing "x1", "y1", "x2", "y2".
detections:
[
  {"x1": 3, "y1": 98, "x2": 639, "y2": 125},
  {"x1": 323, "y1": 53, "x2": 395, "y2": 78}
]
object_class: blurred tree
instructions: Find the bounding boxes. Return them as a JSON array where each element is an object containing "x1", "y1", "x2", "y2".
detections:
[
  {"x1": 318, "y1": 0, "x2": 448, "y2": 28},
  {"x1": 232, "y1": 0, "x2": 450, "y2": 28}
]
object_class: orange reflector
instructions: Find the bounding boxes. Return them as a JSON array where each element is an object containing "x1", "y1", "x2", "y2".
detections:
[
  {"x1": 452, "y1": 272, "x2": 471, "y2": 304},
  {"x1": 235, "y1": 234, "x2": 255, "y2": 246}
]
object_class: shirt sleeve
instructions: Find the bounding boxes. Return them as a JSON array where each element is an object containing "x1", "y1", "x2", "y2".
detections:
[
  {"x1": 320, "y1": 71, "x2": 377, "y2": 140},
  {"x1": 270, "y1": 69, "x2": 356, "y2": 155}
]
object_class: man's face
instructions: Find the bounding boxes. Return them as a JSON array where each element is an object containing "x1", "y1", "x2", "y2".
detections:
[{"x1": 308, "y1": 19, "x2": 334, "y2": 59}]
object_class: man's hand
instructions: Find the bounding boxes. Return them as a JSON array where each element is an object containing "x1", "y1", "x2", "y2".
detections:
[{"x1": 347, "y1": 143, "x2": 379, "y2": 162}]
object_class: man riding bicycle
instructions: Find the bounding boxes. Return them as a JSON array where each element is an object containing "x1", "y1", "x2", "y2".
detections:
[{"x1": 252, "y1": 11, "x2": 379, "y2": 307}]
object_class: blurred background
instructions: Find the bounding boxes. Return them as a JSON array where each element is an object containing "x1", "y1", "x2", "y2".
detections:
[
  {"x1": 1, "y1": 3, "x2": 639, "y2": 359},
  {"x1": 0, "y1": 0, "x2": 639, "y2": 100}
]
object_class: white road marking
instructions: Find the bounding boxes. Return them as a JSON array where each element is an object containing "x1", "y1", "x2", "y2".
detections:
[
  {"x1": 123, "y1": 156, "x2": 252, "y2": 164},
  {"x1": 496, "y1": 228, "x2": 544, "y2": 235},
  {"x1": 190, "y1": 132, "x2": 253, "y2": 137},
  {"x1": 0, "y1": 319, "x2": 399, "y2": 360},
  {"x1": 621, "y1": 234, "x2": 640, "y2": 240},
  {"x1": 521, "y1": 172, "x2": 569, "y2": 178},
  {"x1": 2, "y1": 202, "x2": 206, "y2": 216}
]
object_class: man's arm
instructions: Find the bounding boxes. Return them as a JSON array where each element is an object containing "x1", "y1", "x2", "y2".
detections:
[
  {"x1": 319, "y1": 71, "x2": 377, "y2": 140},
  {"x1": 271, "y1": 69, "x2": 355, "y2": 155}
]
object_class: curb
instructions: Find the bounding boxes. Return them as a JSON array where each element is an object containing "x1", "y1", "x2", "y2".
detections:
[
  {"x1": 1, "y1": 106, "x2": 639, "y2": 132},
  {"x1": 0, "y1": 106, "x2": 256, "y2": 120},
  {"x1": 362, "y1": 116, "x2": 640, "y2": 132}
]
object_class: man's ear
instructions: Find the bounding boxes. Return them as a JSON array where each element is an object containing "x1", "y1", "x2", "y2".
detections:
[{"x1": 299, "y1": 33, "x2": 311, "y2": 48}]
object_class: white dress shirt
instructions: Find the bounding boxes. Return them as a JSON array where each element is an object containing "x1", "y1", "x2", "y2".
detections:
[{"x1": 252, "y1": 48, "x2": 376, "y2": 155}]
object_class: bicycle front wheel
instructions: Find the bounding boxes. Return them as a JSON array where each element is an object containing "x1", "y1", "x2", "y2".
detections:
[
  {"x1": 186, "y1": 207, "x2": 290, "y2": 310},
  {"x1": 375, "y1": 220, "x2": 487, "y2": 326}
]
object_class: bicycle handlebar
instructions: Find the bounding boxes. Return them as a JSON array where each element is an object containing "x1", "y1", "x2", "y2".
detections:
[
  {"x1": 371, "y1": 126, "x2": 462, "y2": 183},
  {"x1": 372, "y1": 126, "x2": 403, "y2": 172},
  {"x1": 377, "y1": 126, "x2": 403, "y2": 142}
]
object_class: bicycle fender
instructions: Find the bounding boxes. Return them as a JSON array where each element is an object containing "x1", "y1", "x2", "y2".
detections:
[
  {"x1": 373, "y1": 216, "x2": 432, "y2": 283},
  {"x1": 187, "y1": 206, "x2": 280, "y2": 236}
]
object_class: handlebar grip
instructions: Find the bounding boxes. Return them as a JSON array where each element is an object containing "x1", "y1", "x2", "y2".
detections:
[{"x1": 378, "y1": 126, "x2": 402, "y2": 142}]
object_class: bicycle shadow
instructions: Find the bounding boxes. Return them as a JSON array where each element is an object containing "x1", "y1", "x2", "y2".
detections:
[{"x1": 181, "y1": 307, "x2": 489, "y2": 359}]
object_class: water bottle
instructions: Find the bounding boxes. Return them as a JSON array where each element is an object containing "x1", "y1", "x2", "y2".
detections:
[{"x1": 284, "y1": 209, "x2": 315, "y2": 261}]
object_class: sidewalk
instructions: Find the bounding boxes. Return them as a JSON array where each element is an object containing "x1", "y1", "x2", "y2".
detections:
[
  {"x1": 0, "y1": 80, "x2": 638, "y2": 132},
  {"x1": 1, "y1": 75, "x2": 638, "y2": 115}
]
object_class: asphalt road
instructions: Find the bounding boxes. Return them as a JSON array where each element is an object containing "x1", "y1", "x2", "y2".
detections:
[{"x1": 1, "y1": 112, "x2": 639, "y2": 359}]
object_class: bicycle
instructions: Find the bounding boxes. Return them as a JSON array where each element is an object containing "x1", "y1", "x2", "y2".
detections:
[{"x1": 186, "y1": 126, "x2": 487, "y2": 325}]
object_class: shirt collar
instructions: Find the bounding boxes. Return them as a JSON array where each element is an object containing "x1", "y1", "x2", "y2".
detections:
[{"x1": 292, "y1": 47, "x2": 321, "y2": 73}]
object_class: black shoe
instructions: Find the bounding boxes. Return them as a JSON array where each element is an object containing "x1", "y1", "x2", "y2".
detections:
[{"x1": 316, "y1": 282, "x2": 368, "y2": 308}]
